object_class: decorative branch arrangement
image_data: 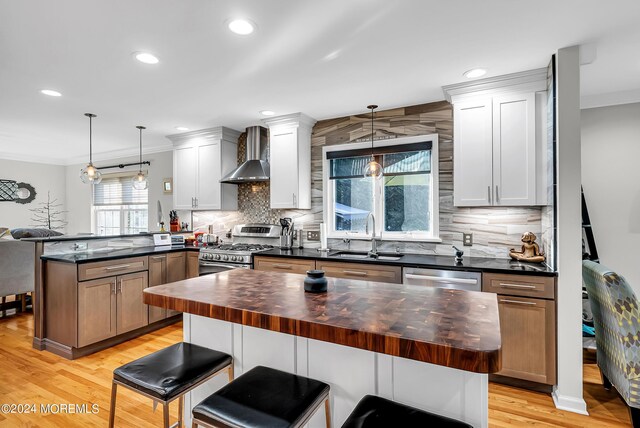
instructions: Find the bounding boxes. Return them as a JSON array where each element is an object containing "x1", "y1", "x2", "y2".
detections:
[{"x1": 29, "y1": 191, "x2": 68, "y2": 230}]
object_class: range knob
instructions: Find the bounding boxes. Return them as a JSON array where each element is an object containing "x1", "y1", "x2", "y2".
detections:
[
  {"x1": 231, "y1": 256, "x2": 238, "y2": 261},
  {"x1": 215, "y1": 254, "x2": 221, "y2": 260},
  {"x1": 222, "y1": 255, "x2": 228, "y2": 261}
]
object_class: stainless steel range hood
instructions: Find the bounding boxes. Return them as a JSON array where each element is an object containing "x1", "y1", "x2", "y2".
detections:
[{"x1": 220, "y1": 126, "x2": 269, "y2": 184}]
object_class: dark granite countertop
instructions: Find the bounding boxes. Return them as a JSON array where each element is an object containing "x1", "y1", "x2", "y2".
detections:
[
  {"x1": 41, "y1": 245, "x2": 200, "y2": 263},
  {"x1": 144, "y1": 269, "x2": 502, "y2": 373},
  {"x1": 255, "y1": 248, "x2": 556, "y2": 277},
  {"x1": 23, "y1": 231, "x2": 190, "y2": 242}
]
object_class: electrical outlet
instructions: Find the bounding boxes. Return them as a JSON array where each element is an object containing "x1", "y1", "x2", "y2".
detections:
[
  {"x1": 463, "y1": 233, "x2": 473, "y2": 246},
  {"x1": 307, "y1": 231, "x2": 320, "y2": 241}
]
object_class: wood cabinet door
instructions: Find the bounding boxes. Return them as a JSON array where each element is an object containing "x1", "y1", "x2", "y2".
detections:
[
  {"x1": 253, "y1": 256, "x2": 315, "y2": 275},
  {"x1": 496, "y1": 295, "x2": 556, "y2": 384},
  {"x1": 148, "y1": 255, "x2": 167, "y2": 323},
  {"x1": 167, "y1": 252, "x2": 186, "y2": 317},
  {"x1": 196, "y1": 142, "x2": 221, "y2": 209},
  {"x1": 453, "y1": 99, "x2": 493, "y2": 206},
  {"x1": 167, "y1": 252, "x2": 187, "y2": 283},
  {"x1": 186, "y1": 252, "x2": 199, "y2": 278},
  {"x1": 174, "y1": 145, "x2": 197, "y2": 210},
  {"x1": 269, "y1": 129, "x2": 299, "y2": 208},
  {"x1": 116, "y1": 271, "x2": 149, "y2": 334},
  {"x1": 492, "y1": 93, "x2": 536, "y2": 206},
  {"x1": 78, "y1": 277, "x2": 116, "y2": 347}
]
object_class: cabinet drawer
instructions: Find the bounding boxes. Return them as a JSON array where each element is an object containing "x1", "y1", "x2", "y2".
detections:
[
  {"x1": 316, "y1": 261, "x2": 402, "y2": 284},
  {"x1": 482, "y1": 273, "x2": 555, "y2": 299},
  {"x1": 254, "y1": 257, "x2": 315, "y2": 274},
  {"x1": 78, "y1": 256, "x2": 148, "y2": 282}
]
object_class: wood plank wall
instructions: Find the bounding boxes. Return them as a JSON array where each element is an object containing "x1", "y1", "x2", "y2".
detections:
[{"x1": 194, "y1": 101, "x2": 543, "y2": 259}]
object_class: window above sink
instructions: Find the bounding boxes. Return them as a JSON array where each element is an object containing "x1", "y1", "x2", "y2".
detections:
[{"x1": 322, "y1": 134, "x2": 441, "y2": 242}]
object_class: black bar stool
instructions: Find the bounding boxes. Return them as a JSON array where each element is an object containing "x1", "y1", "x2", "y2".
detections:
[
  {"x1": 341, "y1": 395, "x2": 472, "y2": 428},
  {"x1": 109, "y1": 342, "x2": 233, "y2": 428},
  {"x1": 191, "y1": 365, "x2": 331, "y2": 428}
]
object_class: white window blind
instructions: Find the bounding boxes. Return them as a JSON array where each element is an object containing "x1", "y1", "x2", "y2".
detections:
[{"x1": 93, "y1": 175, "x2": 148, "y2": 206}]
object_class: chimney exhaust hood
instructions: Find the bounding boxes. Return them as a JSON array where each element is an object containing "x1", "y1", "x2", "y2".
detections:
[{"x1": 220, "y1": 126, "x2": 269, "y2": 184}]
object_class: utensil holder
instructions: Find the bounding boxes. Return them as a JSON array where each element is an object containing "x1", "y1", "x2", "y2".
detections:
[{"x1": 280, "y1": 235, "x2": 293, "y2": 249}]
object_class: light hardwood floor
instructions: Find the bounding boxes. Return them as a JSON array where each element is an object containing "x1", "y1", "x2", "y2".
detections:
[{"x1": 0, "y1": 312, "x2": 631, "y2": 427}]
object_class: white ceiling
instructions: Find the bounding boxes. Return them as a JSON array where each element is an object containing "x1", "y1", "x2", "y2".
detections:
[{"x1": 1, "y1": 0, "x2": 639, "y2": 165}]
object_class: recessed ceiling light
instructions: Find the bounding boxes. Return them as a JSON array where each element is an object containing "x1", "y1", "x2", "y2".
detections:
[
  {"x1": 463, "y1": 68, "x2": 487, "y2": 79},
  {"x1": 259, "y1": 110, "x2": 275, "y2": 116},
  {"x1": 41, "y1": 89, "x2": 62, "y2": 97},
  {"x1": 175, "y1": 126, "x2": 189, "y2": 131},
  {"x1": 228, "y1": 19, "x2": 255, "y2": 35},
  {"x1": 134, "y1": 52, "x2": 159, "y2": 64}
]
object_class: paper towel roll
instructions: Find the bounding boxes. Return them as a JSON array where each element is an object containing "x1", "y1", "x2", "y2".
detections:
[{"x1": 319, "y1": 223, "x2": 328, "y2": 250}]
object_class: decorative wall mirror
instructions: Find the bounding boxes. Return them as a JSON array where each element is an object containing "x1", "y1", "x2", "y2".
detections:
[
  {"x1": 14, "y1": 182, "x2": 37, "y2": 204},
  {"x1": 163, "y1": 178, "x2": 173, "y2": 194}
]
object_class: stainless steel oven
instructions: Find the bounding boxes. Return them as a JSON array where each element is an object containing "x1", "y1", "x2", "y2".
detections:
[{"x1": 199, "y1": 261, "x2": 251, "y2": 276}]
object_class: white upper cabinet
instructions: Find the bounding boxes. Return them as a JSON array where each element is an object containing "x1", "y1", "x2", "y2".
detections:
[
  {"x1": 453, "y1": 99, "x2": 493, "y2": 206},
  {"x1": 492, "y1": 93, "x2": 536, "y2": 205},
  {"x1": 444, "y1": 68, "x2": 548, "y2": 207},
  {"x1": 167, "y1": 127, "x2": 241, "y2": 211},
  {"x1": 263, "y1": 113, "x2": 316, "y2": 209}
]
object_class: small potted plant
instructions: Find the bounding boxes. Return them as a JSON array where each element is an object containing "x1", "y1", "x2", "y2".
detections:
[{"x1": 169, "y1": 210, "x2": 179, "y2": 232}]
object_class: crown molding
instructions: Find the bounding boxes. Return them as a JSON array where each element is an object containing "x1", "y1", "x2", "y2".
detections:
[
  {"x1": 262, "y1": 112, "x2": 317, "y2": 130},
  {"x1": 0, "y1": 143, "x2": 174, "y2": 166},
  {"x1": 442, "y1": 68, "x2": 548, "y2": 103},
  {"x1": 166, "y1": 126, "x2": 242, "y2": 146},
  {"x1": 581, "y1": 88, "x2": 640, "y2": 110}
]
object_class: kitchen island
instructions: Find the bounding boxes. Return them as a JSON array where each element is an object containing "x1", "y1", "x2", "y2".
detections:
[{"x1": 144, "y1": 269, "x2": 501, "y2": 427}]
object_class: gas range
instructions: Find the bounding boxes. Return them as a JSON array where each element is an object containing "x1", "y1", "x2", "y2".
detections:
[
  {"x1": 199, "y1": 243, "x2": 275, "y2": 264},
  {"x1": 198, "y1": 224, "x2": 281, "y2": 274}
]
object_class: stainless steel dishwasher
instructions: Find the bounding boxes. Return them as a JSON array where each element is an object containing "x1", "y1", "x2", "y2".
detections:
[{"x1": 402, "y1": 267, "x2": 481, "y2": 291}]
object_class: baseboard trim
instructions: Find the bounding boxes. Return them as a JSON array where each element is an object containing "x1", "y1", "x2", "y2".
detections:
[{"x1": 552, "y1": 390, "x2": 589, "y2": 415}]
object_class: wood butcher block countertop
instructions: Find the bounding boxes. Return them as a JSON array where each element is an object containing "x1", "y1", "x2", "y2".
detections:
[{"x1": 144, "y1": 269, "x2": 502, "y2": 373}]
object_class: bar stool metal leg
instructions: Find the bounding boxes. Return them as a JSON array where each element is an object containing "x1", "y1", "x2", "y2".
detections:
[
  {"x1": 108, "y1": 382, "x2": 118, "y2": 428},
  {"x1": 163, "y1": 402, "x2": 170, "y2": 428},
  {"x1": 325, "y1": 398, "x2": 331, "y2": 428},
  {"x1": 228, "y1": 364, "x2": 234, "y2": 382}
]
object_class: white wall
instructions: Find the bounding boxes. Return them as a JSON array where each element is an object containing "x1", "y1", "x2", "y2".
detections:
[
  {"x1": 0, "y1": 159, "x2": 67, "y2": 231},
  {"x1": 582, "y1": 102, "x2": 640, "y2": 291},
  {"x1": 65, "y1": 150, "x2": 174, "y2": 235}
]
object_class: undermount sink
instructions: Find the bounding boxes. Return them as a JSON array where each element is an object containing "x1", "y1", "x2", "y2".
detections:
[{"x1": 329, "y1": 251, "x2": 403, "y2": 261}]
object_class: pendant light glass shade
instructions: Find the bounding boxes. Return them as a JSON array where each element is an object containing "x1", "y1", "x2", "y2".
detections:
[
  {"x1": 363, "y1": 104, "x2": 383, "y2": 180},
  {"x1": 80, "y1": 113, "x2": 102, "y2": 184},
  {"x1": 131, "y1": 126, "x2": 148, "y2": 190}
]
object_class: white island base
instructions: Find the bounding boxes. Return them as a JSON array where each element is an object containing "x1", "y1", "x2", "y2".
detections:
[{"x1": 182, "y1": 314, "x2": 488, "y2": 427}]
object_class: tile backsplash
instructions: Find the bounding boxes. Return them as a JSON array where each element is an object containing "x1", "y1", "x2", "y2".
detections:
[{"x1": 193, "y1": 101, "x2": 548, "y2": 260}]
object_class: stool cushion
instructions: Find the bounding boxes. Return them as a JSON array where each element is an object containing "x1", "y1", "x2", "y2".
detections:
[
  {"x1": 341, "y1": 395, "x2": 473, "y2": 428},
  {"x1": 114, "y1": 342, "x2": 231, "y2": 401},
  {"x1": 192, "y1": 365, "x2": 329, "y2": 428}
]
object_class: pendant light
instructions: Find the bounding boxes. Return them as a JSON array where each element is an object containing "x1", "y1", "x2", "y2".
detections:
[
  {"x1": 362, "y1": 104, "x2": 383, "y2": 180},
  {"x1": 80, "y1": 113, "x2": 102, "y2": 184},
  {"x1": 132, "y1": 125, "x2": 148, "y2": 190}
]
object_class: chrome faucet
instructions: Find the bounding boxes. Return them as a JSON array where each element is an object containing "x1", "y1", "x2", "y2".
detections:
[{"x1": 365, "y1": 212, "x2": 378, "y2": 258}]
